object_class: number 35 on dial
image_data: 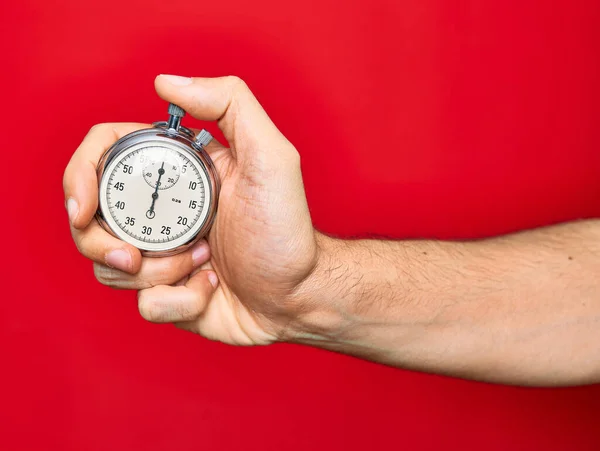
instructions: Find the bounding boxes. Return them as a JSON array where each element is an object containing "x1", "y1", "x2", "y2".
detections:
[{"x1": 96, "y1": 118, "x2": 219, "y2": 257}]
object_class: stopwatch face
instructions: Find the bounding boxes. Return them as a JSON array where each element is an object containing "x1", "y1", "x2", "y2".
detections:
[{"x1": 98, "y1": 141, "x2": 213, "y2": 252}]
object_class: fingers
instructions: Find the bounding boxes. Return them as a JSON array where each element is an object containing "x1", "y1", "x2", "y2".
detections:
[
  {"x1": 72, "y1": 220, "x2": 142, "y2": 273},
  {"x1": 137, "y1": 269, "x2": 219, "y2": 323},
  {"x1": 63, "y1": 123, "x2": 147, "y2": 230},
  {"x1": 154, "y1": 75, "x2": 293, "y2": 159},
  {"x1": 93, "y1": 240, "x2": 211, "y2": 289}
]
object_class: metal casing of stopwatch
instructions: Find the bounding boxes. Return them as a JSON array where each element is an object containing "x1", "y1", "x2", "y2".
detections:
[{"x1": 95, "y1": 104, "x2": 220, "y2": 257}]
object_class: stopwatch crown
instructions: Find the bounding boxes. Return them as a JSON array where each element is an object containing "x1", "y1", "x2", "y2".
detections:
[
  {"x1": 195, "y1": 129, "x2": 213, "y2": 148},
  {"x1": 168, "y1": 103, "x2": 185, "y2": 118}
]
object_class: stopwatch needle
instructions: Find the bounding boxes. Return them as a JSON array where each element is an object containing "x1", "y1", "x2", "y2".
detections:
[{"x1": 146, "y1": 161, "x2": 165, "y2": 219}]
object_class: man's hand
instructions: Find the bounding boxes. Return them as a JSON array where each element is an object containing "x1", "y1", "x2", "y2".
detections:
[
  {"x1": 64, "y1": 75, "x2": 321, "y2": 345},
  {"x1": 64, "y1": 74, "x2": 600, "y2": 385},
  {"x1": 139, "y1": 75, "x2": 321, "y2": 345}
]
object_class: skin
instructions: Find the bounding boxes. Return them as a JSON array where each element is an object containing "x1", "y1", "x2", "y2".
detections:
[{"x1": 64, "y1": 74, "x2": 600, "y2": 387}]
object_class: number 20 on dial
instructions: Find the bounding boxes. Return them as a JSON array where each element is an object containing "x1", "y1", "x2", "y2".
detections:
[{"x1": 96, "y1": 104, "x2": 219, "y2": 257}]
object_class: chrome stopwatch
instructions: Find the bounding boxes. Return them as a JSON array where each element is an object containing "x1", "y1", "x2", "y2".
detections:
[{"x1": 96, "y1": 103, "x2": 219, "y2": 257}]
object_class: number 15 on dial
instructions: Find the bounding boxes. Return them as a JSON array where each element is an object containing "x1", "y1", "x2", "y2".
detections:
[{"x1": 96, "y1": 104, "x2": 219, "y2": 257}]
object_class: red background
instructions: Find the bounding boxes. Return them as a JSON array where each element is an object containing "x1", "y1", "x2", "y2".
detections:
[{"x1": 2, "y1": 0, "x2": 600, "y2": 449}]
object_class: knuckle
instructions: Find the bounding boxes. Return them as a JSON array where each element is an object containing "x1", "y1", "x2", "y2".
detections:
[
  {"x1": 95, "y1": 276, "x2": 112, "y2": 287},
  {"x1": 74, "y1": 232, "x2": 93, "y2": 257},
  {"x1": 73, "y1": 234, "x2": 86, "y2": 255},
  {"x1": 151, "y1": 258, "x2": 188, "y2": 286},
  {"x1": 133, "y1": 279, "x2": 154, "y2": 290},
  {"x1": 138, "y1": 294, "x2": 162, "y2": 322},
  {"x1": 89, "y1": 123, "x2": 111, "y2": 134},
  {"x1": 226, "y1": 75, "x2": 248, "y2": 92},
  {"x1": 93, "y1": 264, "x2": 114, "y2": 286},
  {"x1": 287, "y1": 146, "x2": 301, "y2": 168}
]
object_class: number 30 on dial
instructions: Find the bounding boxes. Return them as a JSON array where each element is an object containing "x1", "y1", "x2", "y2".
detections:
[{"x1": 97, "y1": 122, "x2": 219, "y2": 256}]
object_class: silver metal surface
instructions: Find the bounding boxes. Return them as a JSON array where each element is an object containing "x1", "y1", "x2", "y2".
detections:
[
  {"x1": 96, "y1": 123, "x2": 220, "y2": 257},
  {"x1": 195, "y1": 129, "x2": 213, "y2": 148},
  {"x1": 168, "y1": 103, "x2": 185, "y2": 118},
  {"x1": 167, "y1": 103, "x2": 186, "y2": 130},
  {"x1": 152, "y1": 121, "x2": 195, "y2": 138}
]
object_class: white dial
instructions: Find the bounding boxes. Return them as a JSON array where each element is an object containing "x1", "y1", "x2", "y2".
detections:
[{"x1": 98, "y1": 141, "x2": 212, "y2": 252}]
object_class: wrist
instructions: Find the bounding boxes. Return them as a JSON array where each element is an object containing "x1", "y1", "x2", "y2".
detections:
[
  {"x1": 283, "y1": 233, "x2": 438, "y2": 365},
  {"x1": 284, "y1": 232, "x2": 384, "y2": 349}
]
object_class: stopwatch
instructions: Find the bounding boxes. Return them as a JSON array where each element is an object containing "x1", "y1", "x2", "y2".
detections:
[{"x1": 96, "y1": 103, "x2": 219, "y2": 257}]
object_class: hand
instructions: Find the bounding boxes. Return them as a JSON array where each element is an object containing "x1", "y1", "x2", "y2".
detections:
[
  {"x1": 134, "y1": 75, "x2": 321, "y2": 345},
  {"x1": 64, "y1": 75, "x2": 322, "y2": 345},
  {"x1": 63, "y1": 123, "x2": 213, "y2": 289}
]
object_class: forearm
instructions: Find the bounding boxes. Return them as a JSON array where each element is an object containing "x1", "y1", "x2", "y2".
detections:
[{"x1": 290, "y1": 220, "x2": 600, "y2": 386}]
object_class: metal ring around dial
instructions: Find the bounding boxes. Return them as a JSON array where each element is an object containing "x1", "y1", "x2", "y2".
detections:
[{"x1": 95, "y1": 126, "x2": 221, "y2": 258}]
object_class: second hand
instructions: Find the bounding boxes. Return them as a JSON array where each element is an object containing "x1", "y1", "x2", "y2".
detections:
[{"x1": 146, "y1": 161, "x2": 165, "y2": 219}]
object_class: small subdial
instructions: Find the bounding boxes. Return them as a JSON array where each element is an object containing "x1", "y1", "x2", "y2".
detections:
[{"x1": 142, "y1": 159, "x2": 180, "y2": 190}]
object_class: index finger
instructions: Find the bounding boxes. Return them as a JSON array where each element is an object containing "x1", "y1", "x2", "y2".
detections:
[{"x1": 63, "y1": 123, "x2": 148, "y2": 229}]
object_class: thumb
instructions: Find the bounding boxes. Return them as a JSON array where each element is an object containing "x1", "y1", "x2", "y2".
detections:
[{"x1": 154, "y1": 75, "x2": 292, "y2": 157}]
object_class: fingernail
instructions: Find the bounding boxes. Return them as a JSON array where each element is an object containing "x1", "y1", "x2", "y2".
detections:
[
  {"x1": 66, "y1": 198, "x2": 79, "y2": 224},
  {"x1": 207, "y1": 271, "x2": 219, "y2": 289},
  {"x1": 105, "y1": 249, "x2": 132, "y2": 272},
  {"x1": 160, "y1": 74, "x2": 193, "y2": 86},
  {"x1": 192, "y1": 241, "x2": 209, "y2": 266}
]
